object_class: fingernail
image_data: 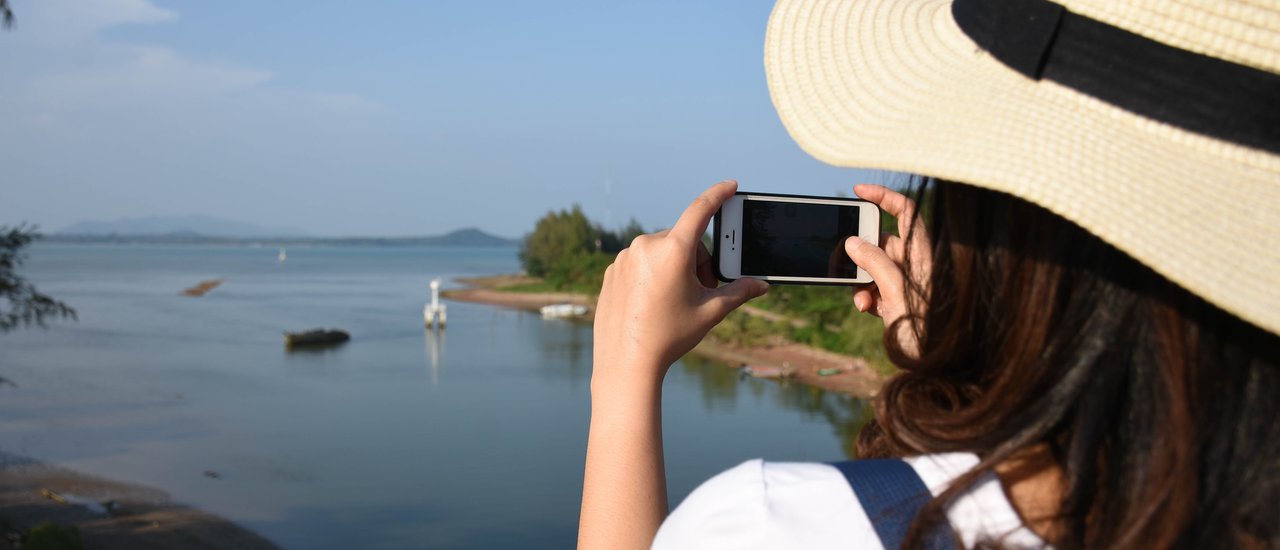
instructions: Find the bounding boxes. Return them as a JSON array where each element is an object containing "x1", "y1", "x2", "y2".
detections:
[{"x1": 845, "y1": 236, "x2": 864, "y2": 253}]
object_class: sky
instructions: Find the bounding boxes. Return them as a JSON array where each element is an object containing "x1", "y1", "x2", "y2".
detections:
[{"x1": 0, "y1": 0, "x2": 893, "y2": 238}]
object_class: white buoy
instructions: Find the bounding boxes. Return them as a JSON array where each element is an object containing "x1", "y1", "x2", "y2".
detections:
[{"x1": 424, "y1": 278, "x2": 447, "y2": 330}]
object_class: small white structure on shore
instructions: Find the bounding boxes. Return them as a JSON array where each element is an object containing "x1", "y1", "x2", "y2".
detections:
[
  {"x1": 277, "y1": 247, "x2": 287, "y2": 263},
  {"x1": 540, "y1": 303, "x2": 588, "y2": 319},
  {"x1": 425, "y1": 278, "x2": 447, "y2": 330}
]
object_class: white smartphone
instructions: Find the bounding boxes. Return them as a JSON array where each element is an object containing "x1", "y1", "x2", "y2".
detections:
[{"x1": 713, "y1": 192, "x2": 881, "y2": 285}]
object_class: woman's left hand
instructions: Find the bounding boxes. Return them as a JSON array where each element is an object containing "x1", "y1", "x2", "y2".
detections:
[{"x1": 592, "y1": 180, "x2": 770, "y2": 389}]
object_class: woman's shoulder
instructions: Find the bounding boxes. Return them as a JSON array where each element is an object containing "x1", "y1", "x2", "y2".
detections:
[
  {"x1": 652, "y1": 458, "x2": 877, "y2": 549},
  {"x1": 652, "y1": 453, "x2": 1045, "y2": 549}
]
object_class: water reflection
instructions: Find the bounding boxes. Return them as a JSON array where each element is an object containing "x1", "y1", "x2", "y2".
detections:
[
  {"x1": 424, "y1": 329, "x2": 445, "y2": 385},
  {"x1": 531, "y1": 314, "x2": 591, "y2": 389},
  {"x1": 673, "y1": 354, "x2": 745, "y2": 413},
  {"x1": 517, "y1": 315, "x2": 877, "y2": 459},
  {"x1": 676, "y1": 354, "x2": 874, "y2": 459}
]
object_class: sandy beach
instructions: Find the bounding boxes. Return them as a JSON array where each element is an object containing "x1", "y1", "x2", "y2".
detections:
[
  {"x1": 0, "y1": 453, "x2": 278, "y2": 550},
  {"x1": 445, "y1": 274, "x2": 885, "y2": 398}
]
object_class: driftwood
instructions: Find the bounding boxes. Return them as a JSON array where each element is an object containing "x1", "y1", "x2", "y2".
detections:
[{"x1": 180, "y1": 279, "x2": 224, "y2": 297}]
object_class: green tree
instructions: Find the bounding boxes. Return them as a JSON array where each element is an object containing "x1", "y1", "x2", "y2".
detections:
[
  {"x1": 519, "y1": 205, "x2": 596, "y2": 278},
  {"x1": 1, "y1": 225, "x2": 76, "y2": 332},
  {"x1": 597, "y1": 218, "x2": 645, "y2": 253}
]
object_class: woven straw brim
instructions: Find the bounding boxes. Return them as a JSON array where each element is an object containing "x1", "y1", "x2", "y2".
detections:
[{"x1": 765, "y1": 0, "x2": 1280, "y2": 334}]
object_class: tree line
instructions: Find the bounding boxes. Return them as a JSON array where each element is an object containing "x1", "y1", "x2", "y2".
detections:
[{"x1": 518, "y1": 205, "x2": 645, "y2": 293}]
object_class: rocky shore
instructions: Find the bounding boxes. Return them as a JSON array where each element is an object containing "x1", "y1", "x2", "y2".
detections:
[{"x1": 0, "y1": 453, "x2": 278, "y2": 550}]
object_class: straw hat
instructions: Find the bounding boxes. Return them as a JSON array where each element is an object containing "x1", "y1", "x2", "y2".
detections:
[{"x1": 764, "y1": 0, "x2": 1280, "y2": 334}]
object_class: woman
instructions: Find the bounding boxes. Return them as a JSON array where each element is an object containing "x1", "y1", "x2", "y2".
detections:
[{"x1": 580, "y1": 0, "x2": 1279, "y2": 547}]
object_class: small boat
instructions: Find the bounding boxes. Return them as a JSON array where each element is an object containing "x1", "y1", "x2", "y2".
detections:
[
  {"x1": 540, "y1": 303, "x2": 588, "y2": 319},
  {"x1": 284, "y1": 328, "x2": 350, "y2": 348},
  {"x1": 278, "y1": 248, "x2": 287, "y2": 263}
]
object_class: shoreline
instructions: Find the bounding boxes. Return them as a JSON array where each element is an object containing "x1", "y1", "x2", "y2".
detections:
[
  {"x1": 445, "y1": 275, "x2": 885, "y2": 398},
  {"x1": 0, "y1": 452, "x2": 279, "y2": 550}
]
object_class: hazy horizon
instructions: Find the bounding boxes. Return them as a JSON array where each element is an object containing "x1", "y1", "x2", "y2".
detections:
[
  {"x1": 51, "y1": 214, "x2": 521, "y2": 240},
  {"x1": 0, "y1": 0, "x2": 896, "y2": 238}
]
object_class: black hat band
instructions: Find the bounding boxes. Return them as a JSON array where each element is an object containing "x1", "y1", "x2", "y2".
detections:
[{"x1": 952, "y1": 0, "x2": 1280, "y2": 155}]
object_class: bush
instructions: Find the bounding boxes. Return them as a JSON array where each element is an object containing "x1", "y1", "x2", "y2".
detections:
[{"x1": 25, "y1": 522, "x2": 83, "y2": 550}]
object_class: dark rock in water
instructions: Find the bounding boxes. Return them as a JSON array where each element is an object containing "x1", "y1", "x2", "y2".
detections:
[{"x1": 284, "y1": 329, "x2": 351, "y2": 348}]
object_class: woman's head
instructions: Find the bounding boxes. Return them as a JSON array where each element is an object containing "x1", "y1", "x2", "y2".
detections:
[
  {"x1": 762, "y1": 0, "x2": 1278, "y2": 545},
  {"x1": 858, "y1": 179, "x2": 1279, "y2": 548}
]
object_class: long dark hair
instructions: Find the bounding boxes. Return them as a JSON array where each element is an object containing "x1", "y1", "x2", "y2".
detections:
[{"x1": 856, "y1": 179, "x2": 1279, "y2": 549}]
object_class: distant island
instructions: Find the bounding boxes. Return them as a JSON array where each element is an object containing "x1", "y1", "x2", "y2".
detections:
[{"x1": 47, "y1": 227, "x2": 518, "y2": 247}]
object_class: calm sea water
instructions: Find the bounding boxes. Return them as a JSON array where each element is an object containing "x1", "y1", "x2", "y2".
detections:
[{"x1": 0, "y1": 244, "x2": 870, "y2": 549}]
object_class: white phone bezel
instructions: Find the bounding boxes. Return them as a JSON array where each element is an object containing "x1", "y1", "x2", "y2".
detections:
[{"x1": 716, "y1": 193, "x2": 880, "y2": 284}]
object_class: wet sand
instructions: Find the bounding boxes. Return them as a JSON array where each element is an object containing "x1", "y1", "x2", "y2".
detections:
[
  {"x1": 0, "y1": 453, "x2": 279, "y2": 550},
  {"x1": 444, "y1": 275, "x2": 886, "y2": 398}
]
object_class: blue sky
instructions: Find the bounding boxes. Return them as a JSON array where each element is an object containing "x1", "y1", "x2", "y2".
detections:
[{"x1": 0, "y1": 0, "x2": 890, "y2": 237}]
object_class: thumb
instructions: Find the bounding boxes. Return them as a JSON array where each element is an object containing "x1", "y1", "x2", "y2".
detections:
[
  {"x1": 845, "y1": 236, "x2": 903, "y2": 305},
  {"x1": 702, "y1": 278, "x2": 770, "y2": 322},
  {"x1": 845, "y1": 237, "x2": 895, "y2": 286}
]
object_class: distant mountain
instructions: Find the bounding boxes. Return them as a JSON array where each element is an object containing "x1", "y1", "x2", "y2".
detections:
[
  {"x1": 59, "y1": 215, "x2": 308, "y2": 238},
  {"x1": 428, "y1": 228, "x2": 516, "y2": 247}
]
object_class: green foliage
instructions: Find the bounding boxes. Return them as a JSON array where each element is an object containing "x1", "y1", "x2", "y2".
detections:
[
  {"x1": 25, "y1": 522, "x2": 83, "y2": 550},
  {"x1": 519, "y1": 205, "x2": 597, "y2": 278},
  {"x1": 545, "y1": 251, "x2": 614, "y2": 293},
  {"x1": 711, "y1": 310, "x2": 784, "y2": 348},
  {"x1": 1, "y1": 225, "x2": 76, "y2": 333},
  {"x1": 519, "y1": 207, "x2": 650, "y2": 292},
  {"x1": 598, "y1": 218, "x2": 645, "y2": 253},
  {"x1": 836, "y1": 311, "x2": 890, "y2": 370}
]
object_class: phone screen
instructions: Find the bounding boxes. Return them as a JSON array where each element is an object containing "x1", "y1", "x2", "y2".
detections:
[{"x1": 741, "y1": 199, "x2": 859, "y2": 278}]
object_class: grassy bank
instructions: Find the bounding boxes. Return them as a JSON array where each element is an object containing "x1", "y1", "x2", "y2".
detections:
[{"x1": 460, "y1": 272, "x2": 895, "y2": 378}]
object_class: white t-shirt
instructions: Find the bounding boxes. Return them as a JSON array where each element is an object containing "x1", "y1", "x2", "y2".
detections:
[{"x1": 652, "y1": 453, "x2": 1046, "y2": 549}]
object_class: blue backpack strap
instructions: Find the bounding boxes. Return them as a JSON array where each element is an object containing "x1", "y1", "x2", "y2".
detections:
[{"x1": 829, "y1": 459, "x2": 956, "y2": 550}]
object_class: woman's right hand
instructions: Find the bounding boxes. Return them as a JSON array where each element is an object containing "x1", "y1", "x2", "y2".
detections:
[{"x1": 844, "y1": 184, "x2": 932, "y2": 357}]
